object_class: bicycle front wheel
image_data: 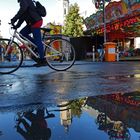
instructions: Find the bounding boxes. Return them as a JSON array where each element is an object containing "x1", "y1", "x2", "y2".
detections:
[
  {"x1": 0, "y1": 38, "x2": 23, "y2": 74},
  {"x1": 45, "y1": 38, "x2": 75, "y2": 71}
]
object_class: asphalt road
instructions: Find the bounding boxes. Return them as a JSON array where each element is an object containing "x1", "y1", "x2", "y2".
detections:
[{"x1": 0, "y1": 61, "x2": 140, "y2": 108}]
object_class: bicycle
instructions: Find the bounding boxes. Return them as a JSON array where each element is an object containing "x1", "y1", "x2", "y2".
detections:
[
  {"x1": 14, "y1": 102, "x2": 72, "y2": 130},
  {"x1": 0, "y1": 23, "x2": 76, "y2": 74}
]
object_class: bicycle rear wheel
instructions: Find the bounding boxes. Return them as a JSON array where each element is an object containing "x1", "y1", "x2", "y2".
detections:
[
  {"x1": 0, "y1": 38, "x2": 23, "y2": 74},
  {"x1": 45, "y1": 38, "x2": 75, "y2": 71}
]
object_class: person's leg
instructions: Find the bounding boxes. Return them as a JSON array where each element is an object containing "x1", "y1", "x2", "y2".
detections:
[
  {"x1": 100, "y1": 49, "x2": 105, "y2": 61},
  {"x1": 31, "y1": 28, "x2": 44, "y2": 60},
  {"x1": 97, "y1": 49, "x2": 101, "y2": 61},
  {"x1": 98, "y1": 49, "x2": 103, "y2": 61},
  {"x1": 16, "y1": 125, "x2": 30, "y2": 140},
  {"x1": 20, "y1": 25, "x2": 40, "y2": 62},
  {"x1": 18, "y1": 119, "x2": 30, "y2": 132},
  {"x1": 20, "y1": 25, "x2": 35, "y2": 44}
]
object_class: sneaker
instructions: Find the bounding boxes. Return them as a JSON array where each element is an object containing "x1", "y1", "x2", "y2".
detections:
[{"x1": 33, "y1": 59, "x2": 47, "y2": 67}]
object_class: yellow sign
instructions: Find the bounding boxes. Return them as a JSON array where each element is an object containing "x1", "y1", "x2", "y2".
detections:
[{"x1": 46, "y1": 23, "x2": 62, "y2": 35}]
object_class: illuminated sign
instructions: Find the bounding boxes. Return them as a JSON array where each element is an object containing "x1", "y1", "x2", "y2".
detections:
[
  {"x1": 95, "y1": 16, "x2": 139, "y2": 35},
  {"x1": 101, "y1": 93, "x2": 140, "y2": 107},
  {"x1": 85, "y1": 0, "x2": 140, "y2": 36}
]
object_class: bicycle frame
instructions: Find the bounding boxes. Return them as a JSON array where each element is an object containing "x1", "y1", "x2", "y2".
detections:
[
  {"x1": 6, "y1": 29, "x2": 62, "y2": 59},
  {"x1": 6, "y1": 29, "x2": 39, "y2": 58}
]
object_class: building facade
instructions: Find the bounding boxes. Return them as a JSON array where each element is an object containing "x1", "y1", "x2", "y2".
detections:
[{"x1": 56, "y1": 0, "x2": 69, "y2": 25}]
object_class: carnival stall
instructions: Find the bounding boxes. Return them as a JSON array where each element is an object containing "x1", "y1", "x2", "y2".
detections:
[{"x1": 85, "y1": 0, "x2": 140, "y2": 58}]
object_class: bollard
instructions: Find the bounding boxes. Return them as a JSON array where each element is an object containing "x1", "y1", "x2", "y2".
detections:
[
  {"x1": 92, "y1": 45, "x2": 95, "y2": 62},
  {"x1": 0, "y1": 47, "x2": 4, "y2": 61},
  {"x1": 116, "y1": 45, "x2": 119, "y2": 61},
  {"x1": 0, "y1": 46, "x2": 1, "y2": 61}
]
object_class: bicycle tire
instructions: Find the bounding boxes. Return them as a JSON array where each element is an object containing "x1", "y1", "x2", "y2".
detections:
[
  {"x1": 44, "y1": 38, "x2": 75, "y2": 71},
  {"x1": 0, "y1": 38, "x2": 23, "y2": 74}
]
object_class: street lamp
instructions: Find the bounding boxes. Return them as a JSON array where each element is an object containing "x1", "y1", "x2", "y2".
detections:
[
  {"x1": 92, "y1": 0, "x2": 110, "y2": 43},
  {"x1": 102, "y1": 0, "x2": 106, "y2": 43},
  {"x1": 0, "y1": 20, "x2": 1, "y2": 37}
]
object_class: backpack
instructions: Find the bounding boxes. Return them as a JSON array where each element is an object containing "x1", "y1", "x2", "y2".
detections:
[{"x1": 33, "y1": 1, "x2": 47, "y2": 17}]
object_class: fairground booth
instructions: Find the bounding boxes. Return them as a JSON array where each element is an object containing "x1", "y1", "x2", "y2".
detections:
[{"x1": 85, "y1": 0, "x2": 140, "y2": 59}]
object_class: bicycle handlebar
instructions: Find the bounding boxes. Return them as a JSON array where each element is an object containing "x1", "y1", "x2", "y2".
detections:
[{"x1": 8, "y1": 22, "x2": 18, "y2": 30}]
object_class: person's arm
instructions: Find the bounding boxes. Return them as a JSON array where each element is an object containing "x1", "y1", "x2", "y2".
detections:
[
  {"x1": 11, "y1": 0, "x2": 31, "y2": 23},
  {"x1": 13, "y1": 16, "x2": 25, "y2": 29}
]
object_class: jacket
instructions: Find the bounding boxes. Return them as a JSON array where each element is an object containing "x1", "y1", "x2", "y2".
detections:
[{"x1": 12, "y1": 0, "x2": 42, "y2": 26}]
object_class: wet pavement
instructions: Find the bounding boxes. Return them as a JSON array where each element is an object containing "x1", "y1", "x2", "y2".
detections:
[{"x1": 0, "y1": 61, "x2": 140, "y2": 139}]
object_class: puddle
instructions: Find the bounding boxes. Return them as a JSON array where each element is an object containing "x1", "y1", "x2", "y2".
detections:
[
  {"x1": 102, "y1": 74, "x2": 140, "y2": 80},
  {"x1": 0, "y1": 91, "x2": 140, "y2": 140}
]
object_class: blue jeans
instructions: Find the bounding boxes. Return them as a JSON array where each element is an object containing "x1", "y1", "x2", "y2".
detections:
[
  {"x1": 97, "y1": 49, "x2": 104, "y2": 61},
  {"x1": 20, "y1": 25, "x2": 44, "y2": 60}
]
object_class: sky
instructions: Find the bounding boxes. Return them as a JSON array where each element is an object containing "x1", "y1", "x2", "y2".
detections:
[{"x1": 0, "y1": 0, "x2": 95, "y2": 38}]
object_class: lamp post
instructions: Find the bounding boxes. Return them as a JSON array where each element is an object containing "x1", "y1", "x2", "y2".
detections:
[
  {"x1": 103, "y1": 0, "x2": 106, "y2": 43},
  {"x1": 0, "y1": 20, "x2": 1, "y2": 37},
  {"x1": 92, "y1": 0, "x2": 107, "y2": 43}
]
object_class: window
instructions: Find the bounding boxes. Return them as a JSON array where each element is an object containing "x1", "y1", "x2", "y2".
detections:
[{"x1": 64, "y1": 8, "x2": 66, "y2": 15}]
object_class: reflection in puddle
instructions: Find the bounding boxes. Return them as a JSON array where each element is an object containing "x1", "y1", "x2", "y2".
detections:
[
  {"x1": 85, "y1": 91, "x2": 140, "y2": 140},
  {"x1": 103, "y1": 74, "x2": 140, "y2": 80},
  {"x1": 0, "y1": 91, "x2": 140, "y2": 140}
]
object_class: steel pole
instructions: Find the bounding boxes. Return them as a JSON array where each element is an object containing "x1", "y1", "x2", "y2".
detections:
[{"x1": 103, "y1": 0, "x2": 106, "y2": 43}]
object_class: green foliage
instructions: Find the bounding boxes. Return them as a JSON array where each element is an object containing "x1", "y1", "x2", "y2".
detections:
[
  {"x1": 69, "y1": 99, "x2": 86, "y2": 118},
  {"x1": 63, "y1": 3, "x2": 84, "y2": 37}
]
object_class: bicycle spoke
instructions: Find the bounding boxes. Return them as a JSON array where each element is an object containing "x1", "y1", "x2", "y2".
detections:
[
  {"x1": 0, "y1": 38, "x2": 23, "y2": 74},
  {"x1": 44, "y1": 38, "x2": 75, "y2": 71}
]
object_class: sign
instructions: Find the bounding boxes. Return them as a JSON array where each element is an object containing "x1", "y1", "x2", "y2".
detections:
[
  {"x1": 45, "y1": 23, "x2": 62, "y2": 35},
  {"x1": 108, "y1": 48, "x2": 115, "y2": 54},
  {"x1": 85, "y1": 0, "x2": 140, "y2": 32},
  {"x1": 93, "y1": 14, "x2": 139, "y2": 36}
]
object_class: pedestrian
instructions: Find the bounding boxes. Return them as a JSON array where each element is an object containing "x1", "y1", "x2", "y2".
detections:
[
  {"x1": 97, "y1": 44, "x2": 104, "y2": 61},
  {"x1": 10, "y1": 0, "x2": 46, "y2": 66}
]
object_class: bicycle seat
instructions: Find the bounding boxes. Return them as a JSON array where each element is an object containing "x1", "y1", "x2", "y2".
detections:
[{"x1": 40, "y1": 28, "x2": 52, "y2": 33}]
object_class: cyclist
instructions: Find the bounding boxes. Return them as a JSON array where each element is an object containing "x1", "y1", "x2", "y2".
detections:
[
  {"x1": 11, "y1": 0, "x2": 46, "y2": 67},
  {"x1": 16, "y1": 109, "x2": 51, "y2": 140}
]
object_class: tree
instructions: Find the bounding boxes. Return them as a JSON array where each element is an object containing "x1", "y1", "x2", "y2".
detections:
[
  {"x1": 63, "y1": 3, "x2": 84, "y2": 37},
  {"x1": 70, "y1": 99, "x2": 86, "y2": 118}
]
